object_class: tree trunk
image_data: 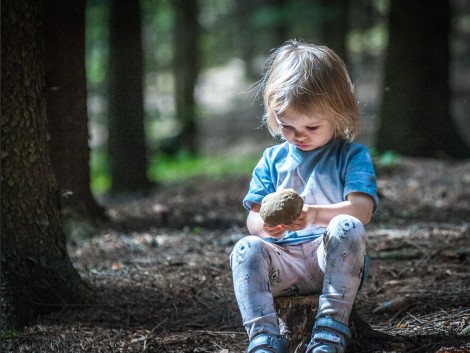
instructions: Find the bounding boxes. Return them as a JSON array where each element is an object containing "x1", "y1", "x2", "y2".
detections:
[
  {"x1": 108, "y1": 0, "x2": 151, "y2": 193},
  {"x1": 44, "y1": 0, "x2": 105, "y2": 219},
  {"x1": 233, "y1": 0, "x2": 260, "y2": 80},
  {"x1": 320, "y1": 0, "x2": 350, "y2": 64},
  {"x1": 1, "y1": 0, "x2": 89, "y2": 333},
  {"x1": 376, "y1": 0, "x2": 469, "y2": 158},
  {"x1": 173, "y1": 0, "x2": 200, "y2": 155}
]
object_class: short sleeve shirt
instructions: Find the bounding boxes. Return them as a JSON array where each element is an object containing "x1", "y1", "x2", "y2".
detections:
[{"x1": 243, "y1": 140, "x2": 379, "y2": 245}]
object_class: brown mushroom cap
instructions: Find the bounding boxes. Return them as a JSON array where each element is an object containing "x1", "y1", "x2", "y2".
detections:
[{"x1": 260, "y1": 189, "x2": 304, "y2": 227}]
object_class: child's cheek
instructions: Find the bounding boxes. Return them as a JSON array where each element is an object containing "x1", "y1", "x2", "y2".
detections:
[{"x1": 283, "y1": 130, "x2": 293, "y2": 141}]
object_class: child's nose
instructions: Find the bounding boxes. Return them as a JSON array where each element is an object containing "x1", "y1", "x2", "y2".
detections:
[{"x1": 295, "y1": 130, "x2": 307, "y2": 141}]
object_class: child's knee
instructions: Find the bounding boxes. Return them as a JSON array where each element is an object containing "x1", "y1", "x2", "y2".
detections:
[
  {"x1": 230, "y1": 235, "x2": 267, "y2": 268},
  {"x1": 325, "y1": 215, "x2": 366, "y2": 250}
]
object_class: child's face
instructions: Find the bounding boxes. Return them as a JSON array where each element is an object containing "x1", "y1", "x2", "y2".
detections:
[{"x1": 276, "y1": 111, "x2": 335, "y2": 151}]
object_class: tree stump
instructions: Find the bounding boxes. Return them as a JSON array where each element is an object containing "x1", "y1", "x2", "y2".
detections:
[
  {"x1": 275, "y1": 296, "x2": 318, "y2": 352},
  {"x1": 275, "y1": 295, "x2": 403, "y2": 353}
]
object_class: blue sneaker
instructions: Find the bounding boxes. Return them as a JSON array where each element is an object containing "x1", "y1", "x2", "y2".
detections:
[
  {"x1": 306, "y1": 317, "x2": 351, "y2": 353},
  {"x1": 247, "y1": 334, "x2": 289, "y2": 353}
]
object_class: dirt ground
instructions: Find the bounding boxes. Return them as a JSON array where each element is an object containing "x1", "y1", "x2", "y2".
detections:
[{"x1": 7, "y1": 157, "x2": 470, "y2": 353}]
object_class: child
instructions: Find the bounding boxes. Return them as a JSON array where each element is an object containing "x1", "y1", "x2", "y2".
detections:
[{"x1": 230, "y1": 40, "x2": 378, "y2": 353}]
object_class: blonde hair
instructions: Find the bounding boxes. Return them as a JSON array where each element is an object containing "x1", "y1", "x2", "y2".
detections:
[{"x1": 256, "y1": 39, "x2": 360, "y2": 140}]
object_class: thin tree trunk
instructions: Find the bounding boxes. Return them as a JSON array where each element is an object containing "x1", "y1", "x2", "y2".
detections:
[
  {"x1": 173, "y1": 0, "x2": 200, "y2": 155},
  {"x1": 108, "y1": 0, "x2": 151, "y2": 193},
  {"x1": 320, "y1": 0, "x2": 350, "y2": 64},
  {"x1": 44, "y1": 0, "x2": 105, "y2": 219}
]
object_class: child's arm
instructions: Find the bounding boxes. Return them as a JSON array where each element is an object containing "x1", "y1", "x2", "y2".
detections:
[
  {"x1": 246, "y1": 203, "x2": 288, "y2": 238},
  {"x1": 282, "y1": 192, "x2": 374, "y2": 231}
]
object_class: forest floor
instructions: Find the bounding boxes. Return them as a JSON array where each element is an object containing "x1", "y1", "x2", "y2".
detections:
[{"x1": 8, "y1": 157, "x2": 470, "y2": 353}]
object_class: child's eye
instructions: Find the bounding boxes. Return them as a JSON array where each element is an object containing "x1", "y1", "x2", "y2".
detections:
[
  {"x1": 307, "y1": 126, "x2": 320, "y2": 131},
  {"x1": 280, "y1": 125, "x2": 293, "y2": 130}
]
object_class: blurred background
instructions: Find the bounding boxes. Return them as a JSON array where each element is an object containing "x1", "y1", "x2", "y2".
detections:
[{"x1": 84, "y1": 0, "x2": 470, "y2": 195}]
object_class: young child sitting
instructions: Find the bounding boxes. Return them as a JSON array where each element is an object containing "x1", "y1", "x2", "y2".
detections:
[{"x1": 230, "y1": 39, "x2": 379, "y2": 353}]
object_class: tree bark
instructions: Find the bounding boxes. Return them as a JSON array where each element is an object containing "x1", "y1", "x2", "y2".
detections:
[
  {"x1": 44, "y1": 0, "x2": 105, "y2": 219},
  {"x1": 1, "y1": 0, "x2": 89, "y2": 332},
  {"x1": 376, "y1": 0, "x2": 469, "y2": 158},
  {"x1": 108, "y1": 0, "x2": 152, "y2": 193}
]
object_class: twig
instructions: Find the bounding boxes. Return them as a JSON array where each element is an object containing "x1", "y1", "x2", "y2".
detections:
[
  {"x1": 150, "y1": 317, "x2": 169, "y2": 333},
  {"x1": 406, "y1": 312, "x2": 427, "y2": 324}
]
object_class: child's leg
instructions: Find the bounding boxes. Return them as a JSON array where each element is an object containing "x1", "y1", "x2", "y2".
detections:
[
  {"x1": 230, "y1": 235, "x2": 280, "y2": 340},
  {"x1": 307, "y1": 214, "x2": 367, "y2": 353},
  {"x1": 316, "y1": 214, "x2": 367, "y2": 324},
  {"x1": 230, "y1": 235, "x2": 324, "y2": 341}
]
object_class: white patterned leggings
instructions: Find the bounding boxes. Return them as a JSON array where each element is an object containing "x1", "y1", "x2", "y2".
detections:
[{"x1": 230, "y1": 215, "x2": 367, "y2": 340}]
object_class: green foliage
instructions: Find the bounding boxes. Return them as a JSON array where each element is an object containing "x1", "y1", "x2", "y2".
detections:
[
  {"x1": 348, "y1": 22, "x2": 388, "y2": 57},
  {"x1": 90, "y1": 150, "x2": 111, "y2": 194},
  {"x1": 85, "y1": 0, "x2": 109, "y2": 88},
  {"x1": 148, "y1": 153, "x2": 259, "y2": 182},
  {"x1": 90, "y1": 148, "x2": 402, "y2": 194},
  {"x1": 251, "y1": 1, "x2": 327, "y2": 31},
  {"x1": 369, "y1": 148, "x2": 401, "y2": 170},
  {"x1": 90, "y1": 152, "x2": 259, "y2": 195}
]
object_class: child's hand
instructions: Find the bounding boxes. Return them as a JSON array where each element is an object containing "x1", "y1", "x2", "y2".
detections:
[{"x1": 280, "y1": 205, "x2": 317, "y2": 231}]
